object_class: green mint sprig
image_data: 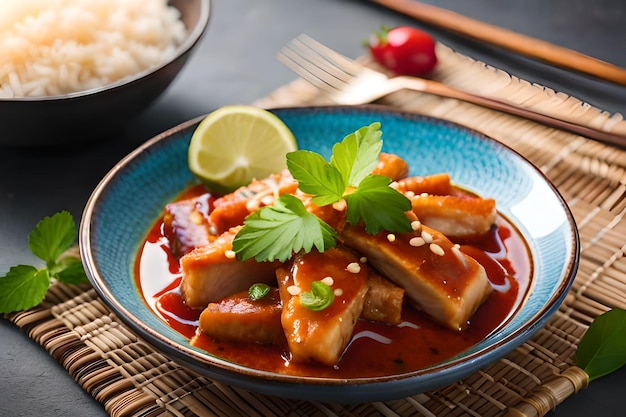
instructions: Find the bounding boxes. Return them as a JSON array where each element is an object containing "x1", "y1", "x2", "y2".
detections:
[
  {"x1": 0, "y1": 211, "x2": 89, "y2": 314},
  {"x1": 233, "y1": 122, "x2": 412, "y2": 262}
]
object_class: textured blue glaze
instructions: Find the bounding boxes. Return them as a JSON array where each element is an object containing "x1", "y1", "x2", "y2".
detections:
[{"x1": 80, "y1": 106, "x2": 579, "y2": 403}]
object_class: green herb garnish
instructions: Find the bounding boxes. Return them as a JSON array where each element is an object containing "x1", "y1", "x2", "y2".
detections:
[
  {"x1": 233, "y1": 122, "x2": 411, "y2": 262},
  {"x1": 575, "y1": 308, "x2": 626, "y2": 382},
  {"x1": 0, "y1": 211, "x2": 89, "y2": 314},
  {"x1": 232, "y1": 194, "x2": 338, "y2": 262},
  {"x1": 248, "y1": 283, "x2": 271, "y2": 301},
  {"x1": 299, "y1": 281, "x2": 335, "y2": 311}
]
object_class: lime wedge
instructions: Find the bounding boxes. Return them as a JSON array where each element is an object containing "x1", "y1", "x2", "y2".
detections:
[{"x1": 188, "y1": 105, "x2": 298, "y2": 193}]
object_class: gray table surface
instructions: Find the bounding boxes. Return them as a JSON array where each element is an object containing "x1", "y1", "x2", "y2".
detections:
[{"x1": 1, "y1": 0, "x2": 625, "y2": 415}]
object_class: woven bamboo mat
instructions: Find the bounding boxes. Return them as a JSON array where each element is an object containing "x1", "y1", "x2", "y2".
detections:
[{"x1": 8, "y1": 42, "x2": 626, "y2": 417}]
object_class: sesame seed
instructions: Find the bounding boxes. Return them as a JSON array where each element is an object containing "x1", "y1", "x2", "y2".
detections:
[
  {"x1": 189, "y1": 210, "x2": 204, "y2": 225},
  {"x1": 421, "y1": 230, "x2": 433, "y2": 243},
  {"x1": 409, "y1": 237, "x2": 426, "y2": 247},
  {"x1": 334, "y1": 288, "x2": 344, "y2": 297},
  {"x1": 420, "y1": 192, "x2": 429, "y2": 197},
  {"x1": 430, "y1": 243, "x2": 445, "y2": 256},
  {"x1": 224, "y1": 249, "x2": 236, "y2": 259},
  {"x1": 287, "y1": 285, "x2": 301, "y2": 296},
  {"x1": 321, "y1": 276, "x2": 334, "y2": 286},
  {"x1": 410, "y1": 220, "x2": 421, "y2": 231},
  {"x1": 387, "y1": 233, "x2": 396, "y2": 242},
  {"x1": 346, "y1": 262, "x2": 361, "y2": 273},
  {"x1": 332, "y1": 199, "x2": 347, "y2": 212},
  {"x1": 405, "y1": 191, "x2": 415, "y2": 198},
  {"x1": 246, "y1": 199, "x2": 260, "y2": 212},
  {"x1": 360, "y1": 256, "x2": 367, "y2": 263}
]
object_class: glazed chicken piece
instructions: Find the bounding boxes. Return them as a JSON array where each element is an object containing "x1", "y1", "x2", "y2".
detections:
[
  {"x1": 163, "y1": 193, "x2": 213, "y2": 258},
  {"x1": 410, "y1": 194, "x2": 496, "y2": 239},
  {"x1": 372, "y1": 152, "x2": 409, "y2": 181},
  {"x1": 198, "y1": 288, "x2": 284, "y2": 345},
  {"x1": 277, "y1": 247, "x2": 369, "y2": 366},
  {"x1": 392, "y1": 173, "x2": 453, "y2": 196},
  {"x1": 361, "y1": 270, "x2": 404, "y2": 325},
  {"x1": 179, "y1": 226, "x2": 278, "y2": 309},
  {"x1": 340, "y1": 213, "x2": 493, "y2": 331},
  {"x1": 209, "y1": 169, "x2": 298, "y2": 235}
]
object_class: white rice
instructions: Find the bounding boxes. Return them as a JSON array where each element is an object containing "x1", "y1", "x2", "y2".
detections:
[{"x1": 0, "y1": 0, "x2": 187, "y2": 98}]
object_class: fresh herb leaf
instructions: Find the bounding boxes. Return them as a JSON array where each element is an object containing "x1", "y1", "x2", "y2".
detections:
[
  {"x1": 0, "y1": 266, "x2": 50, "y2": 313},
  {"x1": 54, "y1": 257, "x2": 90, "y2": 285},
  {"x1": 233, "y1": 194, "x2": 338, "y2": 262},
  {"x1": 344, "y1": 174, "x2": 412, "y2": 234},
  {"x1": 299, "y1": 280, "x2": 335, "y2": 311},
  {"x1": 575, "y1": 308, "x2": 626, "y2": 382},
  {"x1": 28, "y1": 211, "x2": 76, "y2": 267},
  {"x1": 330, "y1": 122, "x2": 382, "y2": 187},
  {"x1": 0, "y1": 211, "x2": 89, "y2": 314},
  {"x1": 286, "y1": 150, "x2": 344, "y2": 206},
  {"x1": 248, "y1": 283, "x2": 271, "y2": 301}
]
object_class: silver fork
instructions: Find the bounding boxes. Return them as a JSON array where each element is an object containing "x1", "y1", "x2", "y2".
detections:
[{"x1": 277, "y1": 34, "x2": 626, "y2": 148}]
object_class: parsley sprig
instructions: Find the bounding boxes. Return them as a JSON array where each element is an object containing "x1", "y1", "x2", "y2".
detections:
[
  {"x1": 232, "y1": 122, "x2": 412, "y2": 262},
  {"x1": 0, "y1": 211, "x2": 89, "y2": 314}
]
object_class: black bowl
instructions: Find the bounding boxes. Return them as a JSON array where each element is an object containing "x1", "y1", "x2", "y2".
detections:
[{"x1": 0, "y1": 0, "x2": 211, "y2": 147}]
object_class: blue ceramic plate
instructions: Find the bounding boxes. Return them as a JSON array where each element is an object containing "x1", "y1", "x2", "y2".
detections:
[{"x1": 80, "y1": 105, "x2": 579, "y2": 403}]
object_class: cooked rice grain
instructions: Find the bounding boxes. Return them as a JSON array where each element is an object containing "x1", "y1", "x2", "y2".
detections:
[{"x1": 0, "y1": 0, "x2": 186, "y2": 98}]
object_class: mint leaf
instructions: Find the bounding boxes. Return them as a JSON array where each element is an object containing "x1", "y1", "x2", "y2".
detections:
[
  {"x1": 330, "y1": 122, "x2": 382, "y2": 187},
  {"x1": 0, "y1": 211, "x2": 89, "y2": 314},
  {"x1": 53, "y1": 257, "x2": 90, "y2": 285},
  {"x1": 344, "y1": 175, "x2": 412, "y2": 234},
  {"x1": 28, "y1": 211, "x2": 76, "y2": 266},
  {"x1": 287, "y1": 150, "x2": 344, "y2": 205},
  {"x1": 0, "y1": 265, "x2": 50, "y2": 313},
  {"x1": 575, "y1": 308, "x2": 626, "y2": 382},
  {"x1": 233, "y1": 194, "x2": 338, "y2": 262}
]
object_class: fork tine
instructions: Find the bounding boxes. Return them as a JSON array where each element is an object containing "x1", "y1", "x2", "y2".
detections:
[
  {"x1": 294, "y1": 34, "x2": 362, "y2": 75},
  {"x1": 277, "y1": 34, "x2": 364, "y2": 93}
]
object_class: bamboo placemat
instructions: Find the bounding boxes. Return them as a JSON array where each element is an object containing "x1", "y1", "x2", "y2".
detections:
[{"x1": 7, "y1": 43, "x2": 626, "y2": 417}]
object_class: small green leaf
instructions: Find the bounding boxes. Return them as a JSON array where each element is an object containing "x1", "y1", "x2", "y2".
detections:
[
  {"x1": 330, "y1": 122, "x2": 382, "y2": 187},
  {"x1": 575, "y1": 308, "x2": 626, "y2": 382},
  {"x1": 344, "y1": 174, "x2": 412, "y2": 234},
  {"x1": 287, "y1": 150, "x2": 344, "y2": 205},
  {"x1": 28, "y1": 211, "x2": 76, "y2": 266},
  {"x1": 0, "y1": 265, "x2": 50, "y2": 313},
  {"x1": 299, "y1": 280, "x2": 335, "y2": 311},
  {"x1": 248, "y1": 283, "x2": 271, "y2": 301},
  {"x1": 233, "y1": 194, "x2": 338, "y2": 262},
  {"x1": 53, "y1": 257, "x2": 90, "y2": 285}
]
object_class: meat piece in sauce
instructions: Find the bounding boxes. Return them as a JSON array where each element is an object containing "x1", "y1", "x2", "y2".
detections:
[
  {"x1": 373, "y1": 152, "x2": 409, "y2": 181},
  {"x1": 361, "y1": 270, "x2": 404, "y2": 325},
  {"x1": 277, "y1": 248, "x2": 369, "y2": 366},
  {"x1": 410, "y1": 194, "x2": 496, "y2": 240},
  {"x1": 341, "y1": 213, "x2": 493, "y2": 331},
  {"x1": 163, "y1": 193, "x2": 213, "y2": 258},
  {"x1": 179, "y1": 226, "x2": 278, "y2": 309},
  {"x1": 209, "y1": 170, "x2": 298, "y2": 235},
  {"x1": 198, "y1": 288, "x2": 284, "y2": 345},
  {"x1": 392, "y1": 173, "x2": 453, "y2": 196}
]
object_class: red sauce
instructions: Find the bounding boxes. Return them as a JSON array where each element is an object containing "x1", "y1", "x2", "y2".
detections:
[{"x1": 135, "y1": 185, "x2": 532, "y2": 378}]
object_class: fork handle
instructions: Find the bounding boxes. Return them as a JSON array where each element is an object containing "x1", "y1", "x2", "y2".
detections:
[
  {"x1": 371, "y1": 0, "x2": 626, "y2": 86},
  {"x1": 391, "y1": 76, "x2": 626, "y2": 148}
]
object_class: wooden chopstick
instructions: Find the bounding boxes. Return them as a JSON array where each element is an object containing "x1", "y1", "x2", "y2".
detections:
[{"x1": 371, "y1": 0, "x2": 626, "y2": 86}]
